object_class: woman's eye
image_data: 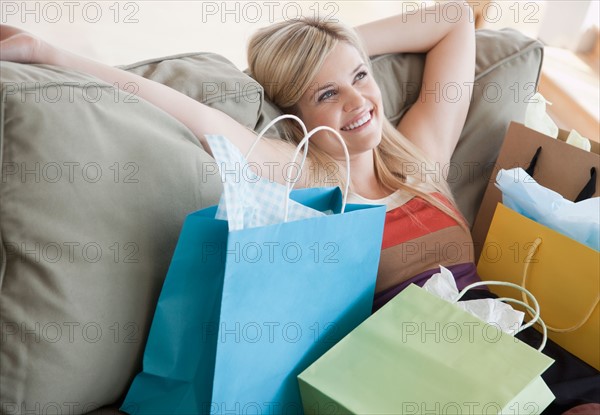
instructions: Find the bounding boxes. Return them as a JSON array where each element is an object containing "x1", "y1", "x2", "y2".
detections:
[
  {"x1": 318, "y1": 89, "x2": 336, "y2": 102},
  {"x1": 355, "y1": 71, "x2": 368, "y2": 81}
]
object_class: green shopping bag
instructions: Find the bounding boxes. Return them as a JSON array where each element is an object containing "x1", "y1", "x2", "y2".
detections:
[{"x1": 298, "y1": 284, "x2": 555, "y2": 415}]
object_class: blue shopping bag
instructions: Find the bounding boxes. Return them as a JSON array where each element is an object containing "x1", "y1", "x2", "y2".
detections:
[{"x1": 121, "y1": 186, "x2": 386, "y2": 415}]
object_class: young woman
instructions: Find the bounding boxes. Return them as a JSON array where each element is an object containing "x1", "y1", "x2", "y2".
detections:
[
  {"x1": 1, "y1": 3, "x2": 597, "y2": 412},
  {"x1": 0, "y1": 1, "x2": 479, "y2": 304}
]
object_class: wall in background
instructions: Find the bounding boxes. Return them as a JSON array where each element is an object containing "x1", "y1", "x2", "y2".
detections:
[
  {"x1": 2, "y1": 1, "x2": 419, "y2": 68},
  {"x1": 2, "y1": 0, "x2": 583, "y2": 69}
]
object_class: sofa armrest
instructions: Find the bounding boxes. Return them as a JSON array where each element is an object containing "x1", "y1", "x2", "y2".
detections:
[{"x1": 451, "y1": 29, "x2": 543, "y2": 225}]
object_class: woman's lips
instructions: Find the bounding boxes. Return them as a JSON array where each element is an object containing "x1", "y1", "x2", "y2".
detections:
[{"x1": 341, "y1": 110, "x2": 374, "y2": 132}]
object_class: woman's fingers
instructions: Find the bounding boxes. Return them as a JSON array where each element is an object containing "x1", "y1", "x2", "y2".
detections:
[
  {"x1": 0, "y1": 25, "x2": 29, "y2": 41},
  {"x1": 0, "y1": 32, "x2": 40, "y2": 63},
  {"x1": 0, "y1": 25, "x2": 45, "y2": 63}
]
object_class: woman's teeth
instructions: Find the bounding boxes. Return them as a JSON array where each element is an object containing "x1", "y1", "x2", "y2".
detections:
[{"x1": 342, "y1": 112, "x2": 371, "y2": 131}]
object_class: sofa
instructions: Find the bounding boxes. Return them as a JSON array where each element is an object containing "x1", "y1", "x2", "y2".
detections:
[{"x1": 0, "y1": 28, "x2": 543, "y2": 414}]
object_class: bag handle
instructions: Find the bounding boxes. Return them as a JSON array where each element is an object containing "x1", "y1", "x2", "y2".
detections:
[
  {"x1": 495, "y1": 297, "x2": 548, "y2": 351},
  {"x1": 455, "y1": 280, "x2": 541, "y2": 331},
  {"x1": 453, "y1": 280, "x2": 547, "y2": 351},
  {"x1": 525, "y1": 146, "x2": 597, "y2": 201},
  {"x1": 246, "y1": 114, "x2": 309, "y2": 172},
  {"x1": 524, "y1": 146, "x2": 543, "y2": 177},
  {"x1": 285, "y1": 126, "x2": 351, "y2": 221},
  {"x1": 520, "y1": 238, "x2": 600, "y2": 333},
  {"x1": 245, "y1": 114, "x2": 351, "y2": 221},
  {"x1": 575, "y1": 167, "x2": 597, "y2": 202}
]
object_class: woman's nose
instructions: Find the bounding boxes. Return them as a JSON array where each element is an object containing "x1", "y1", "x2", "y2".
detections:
[{"x1": 343, "y1": 87, "x2": 366, "y2": 112}]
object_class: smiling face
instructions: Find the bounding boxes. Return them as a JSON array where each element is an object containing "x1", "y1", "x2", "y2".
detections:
[{"x1": 294, "y1": 42, "x2": 384, "y2": 161}]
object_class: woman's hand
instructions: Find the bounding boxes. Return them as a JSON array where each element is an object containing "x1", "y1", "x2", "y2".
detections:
[{"x1": 0, "y1": 25, "x2": 49, "y2": 64}]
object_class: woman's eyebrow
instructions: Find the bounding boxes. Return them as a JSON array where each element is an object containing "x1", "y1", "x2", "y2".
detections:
[
  {"x1": 314, "y1": 63, "x2": 366, "y2": 94},
  {"x1": 315, "y1": 82, "x2": 336, "y2": 94},
  {"x1": 351, "y1": 63, "x2": 365, "y2": 74}
]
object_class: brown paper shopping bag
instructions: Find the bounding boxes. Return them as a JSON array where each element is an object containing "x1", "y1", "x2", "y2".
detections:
[{"x1": 472, "y1": 122, "x2": 600, "y2": 260}]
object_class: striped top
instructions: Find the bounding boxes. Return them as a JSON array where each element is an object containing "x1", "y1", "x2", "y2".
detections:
[{"x1": 348, "y1": 191, "x2": 481, "y2": 312}]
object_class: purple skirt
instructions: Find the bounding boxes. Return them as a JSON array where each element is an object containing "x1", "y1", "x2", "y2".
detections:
[{"x1": 372, "y1": 262, "x2": 482, "y2": 313}]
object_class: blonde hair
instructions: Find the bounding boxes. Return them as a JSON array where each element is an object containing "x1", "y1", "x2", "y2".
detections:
[{"x1": 247, "y1": 17, "x2": 468, "y2": 229}]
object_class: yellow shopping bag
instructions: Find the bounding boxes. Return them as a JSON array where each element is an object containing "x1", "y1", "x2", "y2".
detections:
[{"x1": 478, "y1": 203, "x2": 600, "y2": 370}]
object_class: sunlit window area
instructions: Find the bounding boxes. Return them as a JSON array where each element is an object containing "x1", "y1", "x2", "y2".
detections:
[{"x1": 3, "y1": 1, "x2": 597, "y2": 141}]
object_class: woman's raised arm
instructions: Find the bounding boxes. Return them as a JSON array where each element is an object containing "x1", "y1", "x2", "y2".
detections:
[
  {"x1": 0, "y1": 25, "x2": 295, "y2": 182},
  {"x1": 355, "y1": 2, "x2": 475, "y2": 167}
]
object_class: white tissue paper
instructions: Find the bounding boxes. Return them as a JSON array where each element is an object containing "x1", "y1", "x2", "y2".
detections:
[
  {"x1": 423, "y1": 266, "x2": 525, "y2": 336},
  {"x1": 524, "y1": 92, "x2": 592, "y2": 151},
  {"x1": 206, "y1": 135, "x2": 325, "y2": 231},
  {"x1": 524, "y1": 92, "x2": 559, "y2": 139},
  {"x1": 496, "y1": 168, "x2": 600, "y2": 251},
  {"x1": 565, "y1": 129, "x2": 592, "y2": 152}
]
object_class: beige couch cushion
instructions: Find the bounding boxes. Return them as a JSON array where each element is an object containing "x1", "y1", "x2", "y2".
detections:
[
  {"x1": 120, "y1": 52, "x2": 264, "y2": 130},
  {"x1": 0, "y1": 63, "x2": 221, "y2": 413}
]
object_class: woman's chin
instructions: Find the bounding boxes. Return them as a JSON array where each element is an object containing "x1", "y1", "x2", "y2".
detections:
[
  {"x1": 344, "y1": 135, "x2": 382, "y2": 155},
  {"x1": 342, "y1": 125, "x2": 382, "y2": 152}
]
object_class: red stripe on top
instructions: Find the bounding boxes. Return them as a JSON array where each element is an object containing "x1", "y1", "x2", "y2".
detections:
[{"x1": 381, "y1": 195, "x2": 461, "y2": 250}]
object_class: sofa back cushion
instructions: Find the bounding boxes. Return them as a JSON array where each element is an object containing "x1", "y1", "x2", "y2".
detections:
[
  {"x1": 119, "y1": 52, "x2": 264, "y2": 130},
  {"x1": 0, "y1": 62, "x2": 221, "y2": 413}
]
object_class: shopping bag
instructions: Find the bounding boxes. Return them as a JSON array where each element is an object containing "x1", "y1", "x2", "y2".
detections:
[
  {"x1": 298, "y1": 283, "x2": 555, "y2": 415},
  {"x1": 477, "y1": 203, "x2": 600, "y2": 370},
  {"x1": 472, "y1": 122, "x2": 600, "y2": 259},
  {"x1": 121, "y1": 116, "x2": 386, "y2": 414}
]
